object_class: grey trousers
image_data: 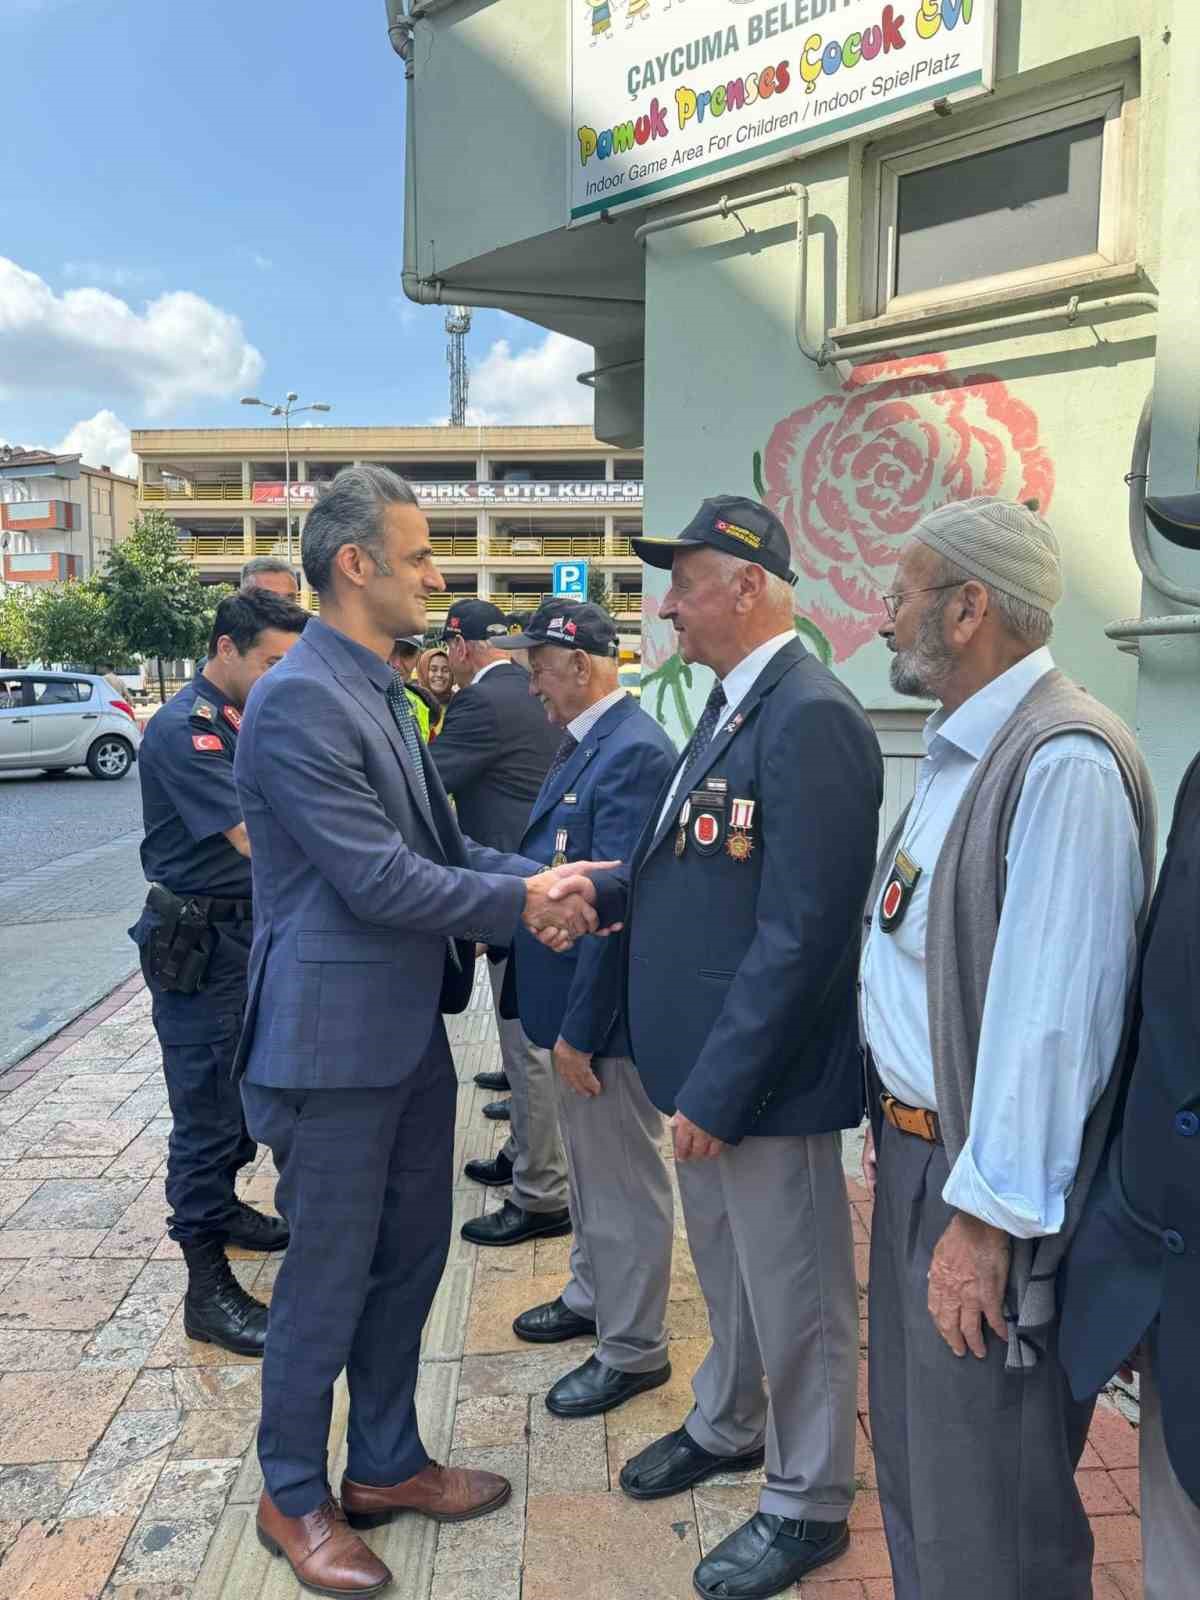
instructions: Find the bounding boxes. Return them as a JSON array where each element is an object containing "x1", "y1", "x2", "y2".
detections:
[
  {"x1": 1140, "y1": 1322, "x2": 1200, "y2": 1600},
  {"x1": 487, "y1": 959, "x2": 568, "y2": 1214},
  {"x1": 554, "y1": 1055, "x2": 673, "y2": 1373},
  {"x1": 868, "y1": 1121, "x2": 1096, "y2": 1600},
  {"x1": 677, "y1": 1131, "x2": 858, "y2": 1522}
]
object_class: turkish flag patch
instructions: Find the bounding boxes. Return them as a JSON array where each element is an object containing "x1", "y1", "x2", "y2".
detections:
[
  {"x1": 221, "y1": 705, "x2": 242, "y2": 732},
  {"x1": 192, "y1": 733, "x2": 224, "y2": 752}
]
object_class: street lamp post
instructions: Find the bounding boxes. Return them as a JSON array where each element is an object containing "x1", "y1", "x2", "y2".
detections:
[{"x1": 240, "y1": 393, "x2": 333, "y2": 568}]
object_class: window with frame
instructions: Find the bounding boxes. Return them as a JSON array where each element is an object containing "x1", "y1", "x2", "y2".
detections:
[{"x1": 862, "y1": 70, "x2": 1138, "y2": 321}]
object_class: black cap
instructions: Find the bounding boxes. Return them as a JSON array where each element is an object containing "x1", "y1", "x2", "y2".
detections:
[
  {"x1": 441, "y1": 599, "x2": 509, "y2": 642},
  {"x1": 632, "y1": 495, "x2": 797, "y2": 585},
  {"x1": 503, "y1": 610, "x2": 534, "y2": 636},
  {"x1": 499, "y1": 599, "x2": 620, "y2": 657},
  {"x1": 392, "y1": 634, "x2": 424, "y2": 652}
]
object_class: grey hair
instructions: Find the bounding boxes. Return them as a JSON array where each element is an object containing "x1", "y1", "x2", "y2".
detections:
[
  {"x1": 240, "y1": 555, "x2": 297, "y2": 586},
  {"x1": 711, "y1": 550, "x2": 796, "y2": 612},
  {"x1": 302, "y1": 464, "x2": 419, "y2": 594},
  {"x1": 934, "y1": 552, "x2": 1054, "y2": 647}
]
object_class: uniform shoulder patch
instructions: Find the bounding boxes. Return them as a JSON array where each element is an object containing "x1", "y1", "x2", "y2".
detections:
[
  {"x1": 190, "y1": 700, "x2": 216, "y2": 724},
  {"x1": 220, "y1": 704, "x2": 242, "y2": 732},
  {"x1": 192, "y1": 733, "x2": 224, "y2": 752}
]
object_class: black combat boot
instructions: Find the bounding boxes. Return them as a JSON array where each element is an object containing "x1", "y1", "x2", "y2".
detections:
[
  {"x1": 182, "y1": 1239, "x2": 269, "y2": 1357},
  {"x1": 222, "y1": 1200, "x2": 289, "y2": 1253}
]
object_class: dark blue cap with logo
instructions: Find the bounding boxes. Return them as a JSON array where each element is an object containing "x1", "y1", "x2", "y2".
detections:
[
  {"x1": 441, "y1": 599, "x2": 510, "y2": 642},
  {"x1": 632, "y1": 494, "x2": 797, "y2": 585},
  {"x1": 499, "y1": 599, "x2": 620, "y2": 657}
]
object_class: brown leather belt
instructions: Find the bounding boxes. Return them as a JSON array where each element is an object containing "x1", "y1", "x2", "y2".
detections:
[{"x1": 880, "y1": 1091, "x2": 942, "y2": 1144}]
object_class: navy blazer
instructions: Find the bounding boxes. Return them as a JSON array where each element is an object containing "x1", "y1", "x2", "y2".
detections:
[
  {"x1": 505, "y1": 694, "x2": 676, "y2": 1057},
  {"x1": 1061, "y1": 752, "x2": 1200, "y2": 1506},
  {"x1": 233, "y1": 619, "x2": 538, "y2": 1091},
  {"x1": 592, "y1": 639, "x2": 883, "y2": 1142},
  {"x1": 429, "y1": 660, "x2": 561, "y2": 852}
]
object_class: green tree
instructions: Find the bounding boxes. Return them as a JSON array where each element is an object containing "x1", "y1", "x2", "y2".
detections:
[
  {"x1": 586, "y1": 567, "x2": 611, "y2": 613},
  {"x1": 0, "y1": 586, "x2": 34, "y2": 665},
  {"x1": 25, "y1": 580, "x2": 118, "y2": 670},
  {"x1": 98, "y1": 510, "x2": 213, "y2": 701}
]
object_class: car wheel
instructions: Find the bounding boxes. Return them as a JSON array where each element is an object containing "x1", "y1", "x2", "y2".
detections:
[{"x1": 87, "y1": 736, "x2": 133, "y2": 780}]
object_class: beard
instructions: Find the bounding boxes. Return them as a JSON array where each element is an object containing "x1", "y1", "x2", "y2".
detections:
[{"x1": 889, "y1": 603, "x2": 956, "y2": 699}]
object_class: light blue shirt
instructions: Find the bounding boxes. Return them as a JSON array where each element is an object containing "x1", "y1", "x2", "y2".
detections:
[
  {"x1": 860, "y1": 648, "x2": 1143, "y2": 1239},
  {"x1": 567, "y1": 686, "x2": 626, "y2": 744}
]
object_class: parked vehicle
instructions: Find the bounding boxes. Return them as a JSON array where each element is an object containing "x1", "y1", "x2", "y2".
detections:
[{"x1": 0, "y1": 670, "x2": 141, "y2": 779}]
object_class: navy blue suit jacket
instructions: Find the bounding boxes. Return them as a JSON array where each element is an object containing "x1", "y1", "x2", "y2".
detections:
[
  {"x1": 233, "y1": 618, "x2": 538, "y2": 1090},
  {"x1": 1061, "y1": 752, "x2": 1200, "y2": 1506},
  {"x1": 591, "y1": 639, "x2": 883, "y2": 1142},
  {"x1": 506, "y1": 694, "x2": 676, "y2": 1057}
]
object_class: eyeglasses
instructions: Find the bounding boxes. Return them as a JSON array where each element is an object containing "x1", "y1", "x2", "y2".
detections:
[{"x1": 880, "y1": 582, "x2": 964, "y2": 622}]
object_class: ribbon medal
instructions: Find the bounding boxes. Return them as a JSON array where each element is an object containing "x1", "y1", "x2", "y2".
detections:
[
  {"x1": 879, "y1": 847, "x2": 922, "y2": 933},
  {"x1": 726, "y1": 798, "x2": 756, "y2": 863},
  {"x1": 551, "y1": 828, "x2": 569, "y2": 869}
]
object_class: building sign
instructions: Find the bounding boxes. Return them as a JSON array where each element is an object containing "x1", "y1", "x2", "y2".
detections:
[
  {"x1": 568, "y1": 0, "x2": 997, "y2": 225},
  {"x1": 553, "y1": 560, "x2": 590, "y2": 599},
  {"x1": 252, "y1": 481, "x2": 644, "y2": 508}
]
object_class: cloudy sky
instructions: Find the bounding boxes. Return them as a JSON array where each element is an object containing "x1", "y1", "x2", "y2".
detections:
[{"x1": 0, "y1": 0, "x2": 591, "y2": 476}]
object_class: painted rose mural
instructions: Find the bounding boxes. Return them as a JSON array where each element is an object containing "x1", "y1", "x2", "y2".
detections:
[
  {"x1": 642, "y1": 352, "x2": 1056, "y2": 737},
  {"x1": 760, "y1": 352, "x2": 1056, "y2": 661}
]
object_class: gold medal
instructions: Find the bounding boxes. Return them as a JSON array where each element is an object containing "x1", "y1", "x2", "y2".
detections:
[
  {"x1": 726, "y1": 829, "x2": 753, "y2": 862},
  {"x1": 551, "y1": 828, "x2": 569, "y2": 870},
  {"x1": 675, "y1": 827, "x2": 687, "y2": 858}
]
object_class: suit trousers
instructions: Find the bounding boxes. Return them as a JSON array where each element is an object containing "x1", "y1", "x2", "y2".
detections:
[
  {"x1": 1140, "y1": 1322, "x2": 1200, "y2": 1600},
  {"x1": 868, "y1": 1121, "x2": 1096, "y2": 1600},
  {"x1": 677, "y1": 1131, "x2": 858, "y2": 1521},
  {"x1": 240, "y1": 1024, "x2": 457, "y2": 1518},
  {"x1": 555, "y1": 1055, "x2": 673, "y2": 1373},
  {"x1": 488, "y1": 958, "x2": 568, "y2": 1214}
]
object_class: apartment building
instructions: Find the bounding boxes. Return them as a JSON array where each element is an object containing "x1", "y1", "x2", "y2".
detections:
[
  {"x1": 0, "y1": 448, "x2": 136, "y2": 588},
  {"x1": 130, "y1": 426, "x2": 645, "y2": 634}
]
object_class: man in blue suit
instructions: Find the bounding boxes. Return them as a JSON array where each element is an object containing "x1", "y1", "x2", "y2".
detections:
[
  {"x1": 574, "y1": 497, "x2": 883, "y2": 1600},
  {"x1": 234, "y1": 464, "x2": 602, "y2": 1597},
  {"x1": 490, "y1": 600, "x2": 678, "y2": 1418}
]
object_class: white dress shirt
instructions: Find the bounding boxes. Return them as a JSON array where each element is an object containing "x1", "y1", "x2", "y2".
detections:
[
  {"x1": 656, "y1": 630, "x2": 795, "y2": 830},
  {"x1": 567, "y1": 686, "x2": 626, "y2": 744},
  {"x1": 860, "y1": 648, "x2": 1143, "y2": 1239}
]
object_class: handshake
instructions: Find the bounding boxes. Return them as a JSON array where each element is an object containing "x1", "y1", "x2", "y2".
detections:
[{"x1": 521, "y1": 862, "x2": 621, "y2": 952}]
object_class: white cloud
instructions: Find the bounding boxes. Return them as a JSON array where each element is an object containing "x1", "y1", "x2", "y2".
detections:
[
  {"x1": 55, "y1": 409, "x2": 136, "y2": 477},
  {"x1": 466, "y1": 331, "x2": 593, "y2": 425},
  {"x1": 0, "y1": 257, "x2": 264, "y2": 418},
  {"x1": 252, "y1": 253, "x2": 274, "y2": 271},
  {"x1": 63, "y1": 260, "x2": 156, "y2": 291}
]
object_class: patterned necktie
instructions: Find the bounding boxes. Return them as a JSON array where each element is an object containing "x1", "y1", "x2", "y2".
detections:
[
  {"x1": 681, "y1": 683, "x2": 727, "y2": 771},
  {"x1": 544, "y1": 732, "x2": 579, "y2": 789},
  {"x1": 386, "y1": 674, "x2": 430, "y2": 810}
]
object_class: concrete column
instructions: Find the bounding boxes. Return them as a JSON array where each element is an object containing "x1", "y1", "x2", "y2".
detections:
[
  {"x1": 242, "y1": 515, "x2": 254, "y2": 556},
  {"x1": 1133, "y1": 15, "x2": 1200, "y2": 825}
]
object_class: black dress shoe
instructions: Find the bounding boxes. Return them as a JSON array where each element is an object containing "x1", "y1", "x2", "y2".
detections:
[
  {"x1": 460, "y1": 1198, "x2": 571, "y2": 1247},
  {"x1": 482, "y1": 1099, "x2": 512, "y2": 1122},
  {"x1": 513, "y1": 1296, "x2": 596, "y2": 1345},
  {"x1": 474, "y1": 1070, "x2": 510, "y2": 1092},
  {"x1": 546, "y1": 1355, "x2": 671, "y2": 1418},
  {"x1": 463, "y1": 1150, "x2": 513, "y2": 1189},
  {"x1": 181, "y1": 1239, "x2": 269, "y2": 1357},
  {"x1": 620, "y1": 1425, "x2": 765, "y2": 1501},
  {"x1": 222, "y1": 1201, "x2": 289, "y2": 1253},
  {"x1": 692, "y1": 1512, "x2": 849, "y2": 1599}
]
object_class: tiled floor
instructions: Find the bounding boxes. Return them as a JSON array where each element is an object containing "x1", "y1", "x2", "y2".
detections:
[{"x1": 0, "y1": 971, "x2": 1145, "y2": 1599}]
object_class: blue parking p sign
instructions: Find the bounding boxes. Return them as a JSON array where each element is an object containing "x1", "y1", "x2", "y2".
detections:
[{"x1": 552, "y1": 560, "x2": 588, "y2": 600}]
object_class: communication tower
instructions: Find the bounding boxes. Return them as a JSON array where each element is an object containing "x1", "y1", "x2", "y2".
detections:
[{"x1": 445, "y1": 305, "x2": 472, "y2": 427}]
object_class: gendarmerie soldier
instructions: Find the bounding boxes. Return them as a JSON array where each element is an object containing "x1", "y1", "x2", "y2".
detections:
[{"x1": 131, "y1": 587, "x2": 308, "y2": 1356}]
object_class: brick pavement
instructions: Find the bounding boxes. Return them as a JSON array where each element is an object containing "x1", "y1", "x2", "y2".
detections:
[{"x1": 0, "y1": 970, "x2": 1145, "y2": 1599}]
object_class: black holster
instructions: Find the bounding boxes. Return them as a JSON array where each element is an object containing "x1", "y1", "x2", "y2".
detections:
[{"x1": 146, "y1": 884, "x2": 215, "y2": 994}]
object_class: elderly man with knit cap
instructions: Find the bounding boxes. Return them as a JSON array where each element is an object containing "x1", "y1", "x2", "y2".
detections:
[{"x1": 859, "y1": 497, "x2": 1156, "y2": 1600}]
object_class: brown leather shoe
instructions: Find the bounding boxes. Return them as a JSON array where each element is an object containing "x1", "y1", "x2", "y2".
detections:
[
  {"x1": 341, "y1": 1460, "x2": 511, "y2": 1530},
  {"x1": 256, "y1": 1491, "x2": 391, "y2": 1597}
]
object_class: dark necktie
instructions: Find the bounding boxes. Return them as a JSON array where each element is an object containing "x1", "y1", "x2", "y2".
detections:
[
  {"x1": 386, "y1": 674, "x2": 430, "y2": 810},
  {"x1": 544, "y1": 732, "x2": 579, "y2": 789},
  {"x1": 681, "y1": 682, "x2": 727, "y2": 772}
]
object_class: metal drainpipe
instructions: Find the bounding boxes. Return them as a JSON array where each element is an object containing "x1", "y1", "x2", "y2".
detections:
[{"x1": 635, "y1": 184, "x2": 822, "y2": 364}]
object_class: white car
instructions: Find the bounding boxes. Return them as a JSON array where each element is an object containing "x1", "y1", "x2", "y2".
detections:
[{"x1": 0, "y1": 670, "x2": 142, "y2": 779}]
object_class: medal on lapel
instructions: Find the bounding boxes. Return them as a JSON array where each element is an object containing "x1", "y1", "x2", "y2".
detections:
[
  {"x1": 726, "y1": 798, "x2": 755, "y2": 863},
  {"x1": 675, "y1": 800, "x2": 690, "y2": 859},
  {"x1": 879, "y1": 847, "x2": 922, "y2": 933},
  {"x1": 552, "y1": 828, "x2": 569, "y2": 869}
]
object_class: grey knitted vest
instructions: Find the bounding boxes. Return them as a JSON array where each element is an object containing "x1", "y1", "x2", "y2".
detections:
[{"x1": 866, "y1": 668, "x2": 1156, "y2": 1369}]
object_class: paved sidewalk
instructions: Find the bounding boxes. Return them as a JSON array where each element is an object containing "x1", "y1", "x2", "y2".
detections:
[{"x1": 0, "y1": 971, "x2": 1145, "y2": 1599}]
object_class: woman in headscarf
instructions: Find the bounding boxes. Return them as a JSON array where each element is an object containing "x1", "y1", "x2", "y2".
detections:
[{"x1": 416, "y1": 646, "x2": 454, "y2": 738}]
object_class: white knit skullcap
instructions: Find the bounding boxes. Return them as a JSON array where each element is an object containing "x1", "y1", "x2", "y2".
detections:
[{"x1": 912, "y1": 497, "x2": 1063, "y2": 612}]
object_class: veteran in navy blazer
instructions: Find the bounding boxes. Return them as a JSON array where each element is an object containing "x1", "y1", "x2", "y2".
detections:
[
  {"x1": 492, "y1": 601, "x2": 679, "y2": 1421},
  {"x1": 233, "y1": 466, "x2": 602, "y2": 1598},
  {"x1": 578, "y1": 498, "x2": 883, "y2": 1600}
]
